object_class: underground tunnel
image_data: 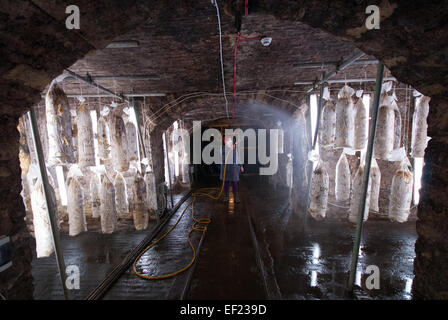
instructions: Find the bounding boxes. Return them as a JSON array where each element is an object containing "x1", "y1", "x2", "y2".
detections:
[{"x1": 0, "y1": 0, "x2": 447, "y2": 304}]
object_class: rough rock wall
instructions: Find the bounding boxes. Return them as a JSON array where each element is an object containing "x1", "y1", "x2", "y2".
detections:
[
  {"x1": 0, "y1": 115, "x2": 33, "y2": 299},
  {"x1": 413, "y1": 96, "x2": 448, "y2": 299}
]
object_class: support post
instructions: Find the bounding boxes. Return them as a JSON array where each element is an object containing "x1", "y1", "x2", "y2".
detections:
[
  {"x1": 163, "y1": 133, "x2": 174, "y2": 208},
  {"x1": 304, "y1": 72, "x2": 325, "y2": 229},
  {"x1": 27, "y1": 108, "x2": 71, "y2": 300},
  {"x1": 132, "y1": 99, "x2": 147, "y2": 159},
  {"x1": 347, "y1": 63, "x2": 384, "y2": 293}
]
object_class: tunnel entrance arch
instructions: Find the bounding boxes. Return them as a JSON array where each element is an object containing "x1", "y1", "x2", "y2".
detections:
[{"x1": 1, "y1": 0, "x2": 447, "y2": 299}]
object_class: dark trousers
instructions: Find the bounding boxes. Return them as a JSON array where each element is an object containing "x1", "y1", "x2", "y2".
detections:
[{"x1": 224, "y1": 180, "x2": 238, "y2": 196}]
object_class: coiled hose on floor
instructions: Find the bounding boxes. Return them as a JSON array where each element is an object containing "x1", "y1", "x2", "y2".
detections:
[{"x1": 132, "y1": 150, "x2": 231, "y2": 280}]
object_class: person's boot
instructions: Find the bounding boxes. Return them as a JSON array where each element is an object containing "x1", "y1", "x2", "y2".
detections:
[
  {"x1": 234, "y1": 193, "x2": 241, "y2": 203},
  {"x1": 222, "y1": 194, "x2": 229, "y2": 202}
]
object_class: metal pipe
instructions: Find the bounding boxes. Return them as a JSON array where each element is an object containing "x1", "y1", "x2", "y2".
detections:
[
  {"x1": 295, "y1": 77, "x2": 396, "y2": 86},
  {"x1": 347, "y1": 63, "x2": 385, "y2": 293},
  {"x1": 27, "y1": 108, "x2": 71, "y2": 300},
  {"x1": 306, "y1": 52, "x2": 365, "y2": 93},
  {"x1": 163, "y1": 133, "x2": 174, "y2": 208},
  {"x1": 293, "y1": 59, "x2": 378, "y2": 69},
  {"x1": 105, "y1": 40, "x2": 140, "y2": 49},
  {"x1": 64, "y1": 69, "x2": 128, "y2": 102},
  {"x1": 42, "y1": 93, "x2": 166, "y2": 99},
  {"x1": 63, "y1": 75, "x2": 160, "y2": 81}
]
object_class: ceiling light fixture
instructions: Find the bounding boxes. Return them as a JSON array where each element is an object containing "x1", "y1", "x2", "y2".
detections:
[{"x1": 261, "y1": 37, "x2": 272, "y2": 47}]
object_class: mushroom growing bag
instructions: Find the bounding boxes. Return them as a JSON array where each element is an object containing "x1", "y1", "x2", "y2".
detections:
[
  {"x1": 335, "y1": 152, "x2": 351, "y2": 201},
  {"x1": 133, "y1": 172, "x2": 148, "y2": 230},
  {"x1": 126, "y1": 122, "x2": 139, "y2": 161},
  {"x1": 97, "y1": 117, "x2": 110, "y2": 161},
  {"x1": 374, "y1": 94, "x2": 395, "y2": 160},
  {"x1": 90, "y1": 174, "x2": 101, "y2": 218},
  {"x1": 354, "y1": 98, "x2": 368, "y2": 150},
  {"x1": 114, "y1": 172, "x2": 129, "y2": 218},
  {"x1": 411, "y1": 96, "x2": 430, "y2": 158},
  {"x1": 334, "y1": 85, "x2": 355, "y2": 148},
  {"x1": 29, "y1": 179, "x2": 54, "y2": 258},
  {"x1": 45, "y1": 82, "x2": 75, "y2": 165},
  {"x1": 110, "y1": 113, "x2": 129, "y2": 172},
  {"x1": 145, "y1": 171, "x2": 158, "y2": 219},
  {"x1": 349, "y1": 165, "x2": 371, "y2": 223},
  {"x1": 319, "y1": 100, "x2": 336, "y2": 147},
  {"x1": 388, "y1": 159, "x2": 413, "y2": 222},
  {"x1": 100, "y1": 174, "x2": 117, "y2": 234},
  {"x1": 76, "y1": 102, "x2": 95, "y2": 167},
  {"x1": 67, "y1": 178, "x2": 87, "y2": 236},
  {"x1": 369, "y1": 159, "x2": 381, "y2": 212},
  {"x1": 308, "y1": 163, "x2": 329, "y2": 220}
]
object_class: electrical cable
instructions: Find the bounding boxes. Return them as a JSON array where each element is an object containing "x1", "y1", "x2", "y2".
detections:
[
  {"x1": 211, "y1": 0, "x2": 229, "y2": 118},
  {"x1": 233, "y1": 32, "x2": 241, "y2": 118},
  {"x1": 133, "y1": 150, "x2": 232, "y2": 280},
  {"x1": 146, "y1": 90, "x2": 308, "y2": 124}
]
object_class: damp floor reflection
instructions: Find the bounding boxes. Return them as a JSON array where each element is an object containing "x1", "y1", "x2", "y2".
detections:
[{"x1": 31, "y1": 177, "x2": 417, "y2": 300}]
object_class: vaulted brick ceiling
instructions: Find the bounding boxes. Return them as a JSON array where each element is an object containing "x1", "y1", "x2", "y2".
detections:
[{"x1": 64, "y1": 9, "x2": 379, "y2": 96}]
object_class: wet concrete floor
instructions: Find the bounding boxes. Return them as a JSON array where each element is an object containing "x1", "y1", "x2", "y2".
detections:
[
  {"x1": 31, "y1": 193, "x2": 187, "y2": 300},
  {"x1": 31, "y1": 177, "x2": 417, "y2": 300},
  {"x1": 244, "y1": 177, "x2": 417, "y2": 300}
]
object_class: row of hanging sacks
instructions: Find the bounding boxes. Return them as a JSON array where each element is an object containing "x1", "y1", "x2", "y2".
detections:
[
  {"x1": 319, "y1": 87, "x2": 336, "y2": 147},
  {"x1": 373, "y1": 81, "x2": 397, "y2": 160},
  {"x1": 353, "y1": 90, "x2": 368, "y2": 151},
  {"x1": 66, "y1": 165, "x2": 87, "y2": 236},
  {"x1": 389, "y1": 157, "x2": 414, "y2": 222},
  {"x1": 334, "y1": 85, "x2": 355, "y2": 149},
  {"x1": 99, "y1": 167, "x2": 118, "y2": 234},
  {"x1": 27, "y1": 164, "x2": 56, "y2": 257},
  {"x1": 45, "y1": 81, "x2": 75, "y2": 165},
  {"x1": 335, "y1": 151, "x2": 351, "y2": 201},
  {"x1": 411, "y1": 94, "x2": 431, "y2": 158},
  {"x1": 308, "y1": 161, "x2": 329, "y2": 220},
  {"x1": 133, "y1": 171, "x2": 149, "y2": 230},
  {"x1": 76, "y1": 101, "x2": 95, "y2": 168}
]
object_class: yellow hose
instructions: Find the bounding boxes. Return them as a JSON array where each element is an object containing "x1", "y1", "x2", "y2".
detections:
[{"x1": 133, "y1": 150, "x2": 232, "y2": 280}]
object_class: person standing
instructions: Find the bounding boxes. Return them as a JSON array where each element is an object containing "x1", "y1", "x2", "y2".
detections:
[{"x1": 220, "y1": 136, "x2": 244, "y2": 203}]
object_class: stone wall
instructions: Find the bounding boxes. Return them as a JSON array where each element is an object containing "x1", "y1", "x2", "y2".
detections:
[
  {"x1": 413, "y1": 96, "x2": 448, "y2": 299},
  {"x1": 0, "y1": 115, "x2": 33, "y2": 299}
]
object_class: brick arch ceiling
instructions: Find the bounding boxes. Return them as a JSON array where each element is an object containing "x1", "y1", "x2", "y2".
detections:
[{"x1": 3, "y1": 0, "x2": 446, "y2": 119}]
